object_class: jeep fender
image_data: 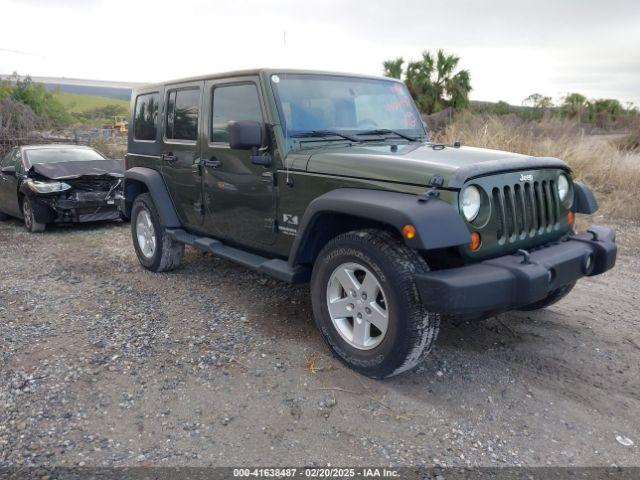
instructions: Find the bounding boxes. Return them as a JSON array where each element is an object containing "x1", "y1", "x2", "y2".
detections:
[
  {"x1": 124, "y1": 167, "x2": 181, "y2": 227},
  {"x1": 289, "y1": 188, "x2": 471, "y2": 266}
]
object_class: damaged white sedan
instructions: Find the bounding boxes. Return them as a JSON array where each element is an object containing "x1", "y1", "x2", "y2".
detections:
[{"x1": 0, "y1": 144, "x2": 124, "y2": 232}]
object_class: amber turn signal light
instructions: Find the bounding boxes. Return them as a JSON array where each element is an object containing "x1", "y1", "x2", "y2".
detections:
[
  {"x1": 469, "y1": 232, "x2": 481, "y2": 251},
  {"x1": 567, "y1": 211, "x2": 574, "y2": 224},
  {"x1": 402, "y1": 224, "x2": 416, "y2": 239}
]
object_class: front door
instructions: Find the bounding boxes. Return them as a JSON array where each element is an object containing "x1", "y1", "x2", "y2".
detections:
[
  {"x1": 160, "y1": 82, "x2": 204, "y2": 229},
  {"x1": 0, "y1": 149, "x2": 22, "y2": 217},
  {"x1": 200, "y1": 77, "x2": 277, "y2": 246}
]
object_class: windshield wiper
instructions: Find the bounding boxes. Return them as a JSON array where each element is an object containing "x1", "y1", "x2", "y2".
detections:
[
  {"x1": 356, "y1": 129, "x2": 419, "y2": 142},
  {"x1": 290, "y1": 130, "x2": 361, "y2": 142}
]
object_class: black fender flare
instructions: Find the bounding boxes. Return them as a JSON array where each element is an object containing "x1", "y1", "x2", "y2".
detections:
[
  {"x1": 573, "y1": 181, "x2": 598, "y2": 214},
  {"x1": 289, "y1": 188, "x2": 471, "y2": 265},
  {"x1": 124, "y1": 167, "x2": 181, "y2": 227}
]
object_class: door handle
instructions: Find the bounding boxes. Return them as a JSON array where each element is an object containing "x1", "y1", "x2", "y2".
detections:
[
  {"x1": 261, "y1": 172, "x2": 274, "y2": 184},
  {"x1": 202, "y1": 157, "x2": 222, "y2": 169},
  {"x1": 162, "y1": 152, "x2": 177, "y2": 163}
]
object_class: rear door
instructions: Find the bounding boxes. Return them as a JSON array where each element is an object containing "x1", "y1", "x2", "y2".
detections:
[
  {"x1": 199, "y1": 77, "x2": 277, "y2": 246},
  {"x1": 160, "y1": 81, "x2": 205, "y2": 229}
]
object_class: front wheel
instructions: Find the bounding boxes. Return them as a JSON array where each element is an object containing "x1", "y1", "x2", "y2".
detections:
[
  {"x1": 311, "y1": 230, "x2": 440, "y2": 379},
  {"x1": 131, "y1": 193, "x2": 184, "y2": 272},
  {"x1": 22, "y1": 197, "x2": 45, "y2": 233}
]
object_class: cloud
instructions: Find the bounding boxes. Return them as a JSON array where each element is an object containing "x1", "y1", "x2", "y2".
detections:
[{"x1": 0, "y1": 0, "x2": 638, "y2": 104}]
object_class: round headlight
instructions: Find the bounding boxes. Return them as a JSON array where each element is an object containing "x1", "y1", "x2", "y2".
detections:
[
  {"x1": 557, "y1": 174, "x2": 570, "y2": 203},
  {"x1": 460, "y1": 186, "x2": 481, "y2": 222}
]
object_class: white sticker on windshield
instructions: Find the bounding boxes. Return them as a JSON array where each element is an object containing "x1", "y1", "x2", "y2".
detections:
[{"x1": 271, "y1": 75, "x2": 280, "y2": 83}]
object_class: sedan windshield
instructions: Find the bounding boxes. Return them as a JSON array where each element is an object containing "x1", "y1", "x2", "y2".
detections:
[
  {"x1": 25, "y1": 148, "x2": 105, "y2": 167},
  {"x1": 271, "y1": 74, "x2": 425, "y2": 143}
]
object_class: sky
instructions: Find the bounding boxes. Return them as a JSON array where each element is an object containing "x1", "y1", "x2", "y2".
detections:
[{"x1": 1, "y1": 0, "x2": 639, "y2": 106}]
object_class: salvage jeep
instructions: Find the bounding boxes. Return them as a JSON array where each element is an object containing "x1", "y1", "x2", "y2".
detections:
[
  {"x1": 0, "y1": 145, "x2": 124, "y2": 232},
  {"x1": 122, "y1": 69, "x2": 616, "y2": 378}
]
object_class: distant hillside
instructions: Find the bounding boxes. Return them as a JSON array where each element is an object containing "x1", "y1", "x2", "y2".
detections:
[
  {"x1": 52, "y1": 91, "x2": 130, "y2": 113},
  {"x1": 44, "y1": 83, "x2": 132, "y2": 101},
  {"x1": 0, "y1": 74, "x2": 140, "y2": 101}
]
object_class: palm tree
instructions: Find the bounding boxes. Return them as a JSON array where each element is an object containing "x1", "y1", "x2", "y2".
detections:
[
  {"x1": 382, "y1": 58, "x2": 404, "y2": 80},
  {"x1": 383, "y1": 49, "x2": 471, "y2": 114}
]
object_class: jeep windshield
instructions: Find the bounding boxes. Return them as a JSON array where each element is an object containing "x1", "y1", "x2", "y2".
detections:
[{"x1": 271, "y1": 73, "x2": 426, "y2": 146}]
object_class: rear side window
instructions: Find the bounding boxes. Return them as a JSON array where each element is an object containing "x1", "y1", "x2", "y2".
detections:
[
  {"x1": 165, "y1": 88, "x2": 200, "y2": 141},
  {"x1": 211, "y1": 84, "x2": 262, "y2": 143},
  {"x1": 133, "y1": 92, "x2": 159, "y2": 141}
]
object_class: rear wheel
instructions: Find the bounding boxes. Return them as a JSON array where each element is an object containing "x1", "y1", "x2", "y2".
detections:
[
  {"x1": 22, "y1": 197, "x2": 45, "y2": 233},
  {"x1": 311, "y1": 229, "x2": 440, "y2": 379},
  {"x1": 517, "y1": 283, "x2": 575, "y2": 311},
  {"x1": 131, "y1": 193, "x2": 184, "y2": 272}
]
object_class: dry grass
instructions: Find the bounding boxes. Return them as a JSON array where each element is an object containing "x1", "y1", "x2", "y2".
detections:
[{"x1": 433, "y1": 113, "x2": 640, "y2": 220}]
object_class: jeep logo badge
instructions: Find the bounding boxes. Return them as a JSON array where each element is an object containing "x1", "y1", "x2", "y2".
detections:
[{"x1": 520, "y1": 174, "x2": 534, "y2": 182}]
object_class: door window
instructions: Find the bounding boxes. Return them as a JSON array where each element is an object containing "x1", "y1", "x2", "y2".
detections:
[
  {"x1": 165, "y1": 88, "x2": 200, "y2": 141},
  {"x1": 211, "y1": 84, "x2": 262, "y2": 143},
  {"x1": 1, "y1": 149, "x2": 15, "y2": 167},
  {"x1": 133, "y1": 92, "x2": 159, "y2": 141}
]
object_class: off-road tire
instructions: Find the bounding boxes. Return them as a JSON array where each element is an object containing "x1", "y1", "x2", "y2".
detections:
[
  {"x1": 311, "y1": 229, "x2": 440, "y2": 379},
  {"x1": 131, "y1": 193, "x2": 184, "y2": 272},
  {"x1": 22, "y1": 197, "x2": 46, "y2": 233},
  {"x1": 517, "y1": 282, "x2": 576, "y2": 311}
]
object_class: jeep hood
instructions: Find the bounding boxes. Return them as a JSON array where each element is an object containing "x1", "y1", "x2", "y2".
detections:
[{"x1": 304, "y1": 143, "x2": 569, "y2": 189}]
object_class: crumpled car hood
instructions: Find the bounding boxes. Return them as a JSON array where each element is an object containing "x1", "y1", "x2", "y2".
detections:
[{"x1": 29, "y1": 159, "x2": 124, "y2": 180}]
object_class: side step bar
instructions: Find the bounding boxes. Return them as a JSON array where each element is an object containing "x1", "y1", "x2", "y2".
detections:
[{"x1": 166, "y1": 228, "x2": 310, "y2": 283}]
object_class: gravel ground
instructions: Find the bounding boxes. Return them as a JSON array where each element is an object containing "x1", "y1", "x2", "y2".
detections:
[{"x1": 0, "y1": 215, "x2": 638, "y2": 468}]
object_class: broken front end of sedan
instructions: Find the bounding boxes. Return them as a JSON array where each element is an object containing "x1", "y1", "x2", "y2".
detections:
[
  {"x1": 26, "y1": 161, "x2": 124, "y2": 224},
  {"x1": 14, "y1": 146, "x2": 125, "y2": 231}
]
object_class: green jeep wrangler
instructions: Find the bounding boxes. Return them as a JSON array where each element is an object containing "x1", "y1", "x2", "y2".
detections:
[{"x1": 122, "y1": 69, "x2": 616, "y2": 378}]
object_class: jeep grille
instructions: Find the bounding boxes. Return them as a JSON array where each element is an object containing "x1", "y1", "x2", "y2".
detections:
[{"x1": 492, "y1": 179, "x2": 560, "y2": 243}]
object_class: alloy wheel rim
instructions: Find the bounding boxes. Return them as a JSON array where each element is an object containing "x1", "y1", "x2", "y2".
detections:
[
  {"x1": 23, "y1": 201, "x2": 32, "y2": 229},
  {"x1": 136, "y1": 209, "x2": 156, "y2": 259},
  {"x1": 326, "y1": 262, "x2": 389, "y2": 350}
]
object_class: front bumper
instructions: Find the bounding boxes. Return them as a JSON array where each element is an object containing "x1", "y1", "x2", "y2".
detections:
[
  {"x1": 32, "y1": 192, "x2": 123, "y2": 224},
  {"x1": 416, "y1": 225, "x2": 616, "y2": 315}
]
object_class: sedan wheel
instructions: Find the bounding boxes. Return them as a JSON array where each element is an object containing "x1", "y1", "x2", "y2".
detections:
[
  {"x1": 22, "y1": 197, "x2": 45, "y2": 232},
  {"x1": 23, "y1": 200, "x2": 33, "y2": 230}
]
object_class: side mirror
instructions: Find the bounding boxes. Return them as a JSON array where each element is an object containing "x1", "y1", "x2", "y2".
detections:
[
  {"x1": 1, "y1": 165, "x2": 16, "y2": 176},
  {"x1": 228, "y1": 120, "x2": 263, "y2": 150},
  {"x1": 228, "y1": 120, "x2": 272, "y2": 167}
]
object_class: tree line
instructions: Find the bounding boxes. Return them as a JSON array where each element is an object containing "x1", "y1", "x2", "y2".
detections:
[{"x1": 383, "y1": 50, "x2": 637, "y2": 128}]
